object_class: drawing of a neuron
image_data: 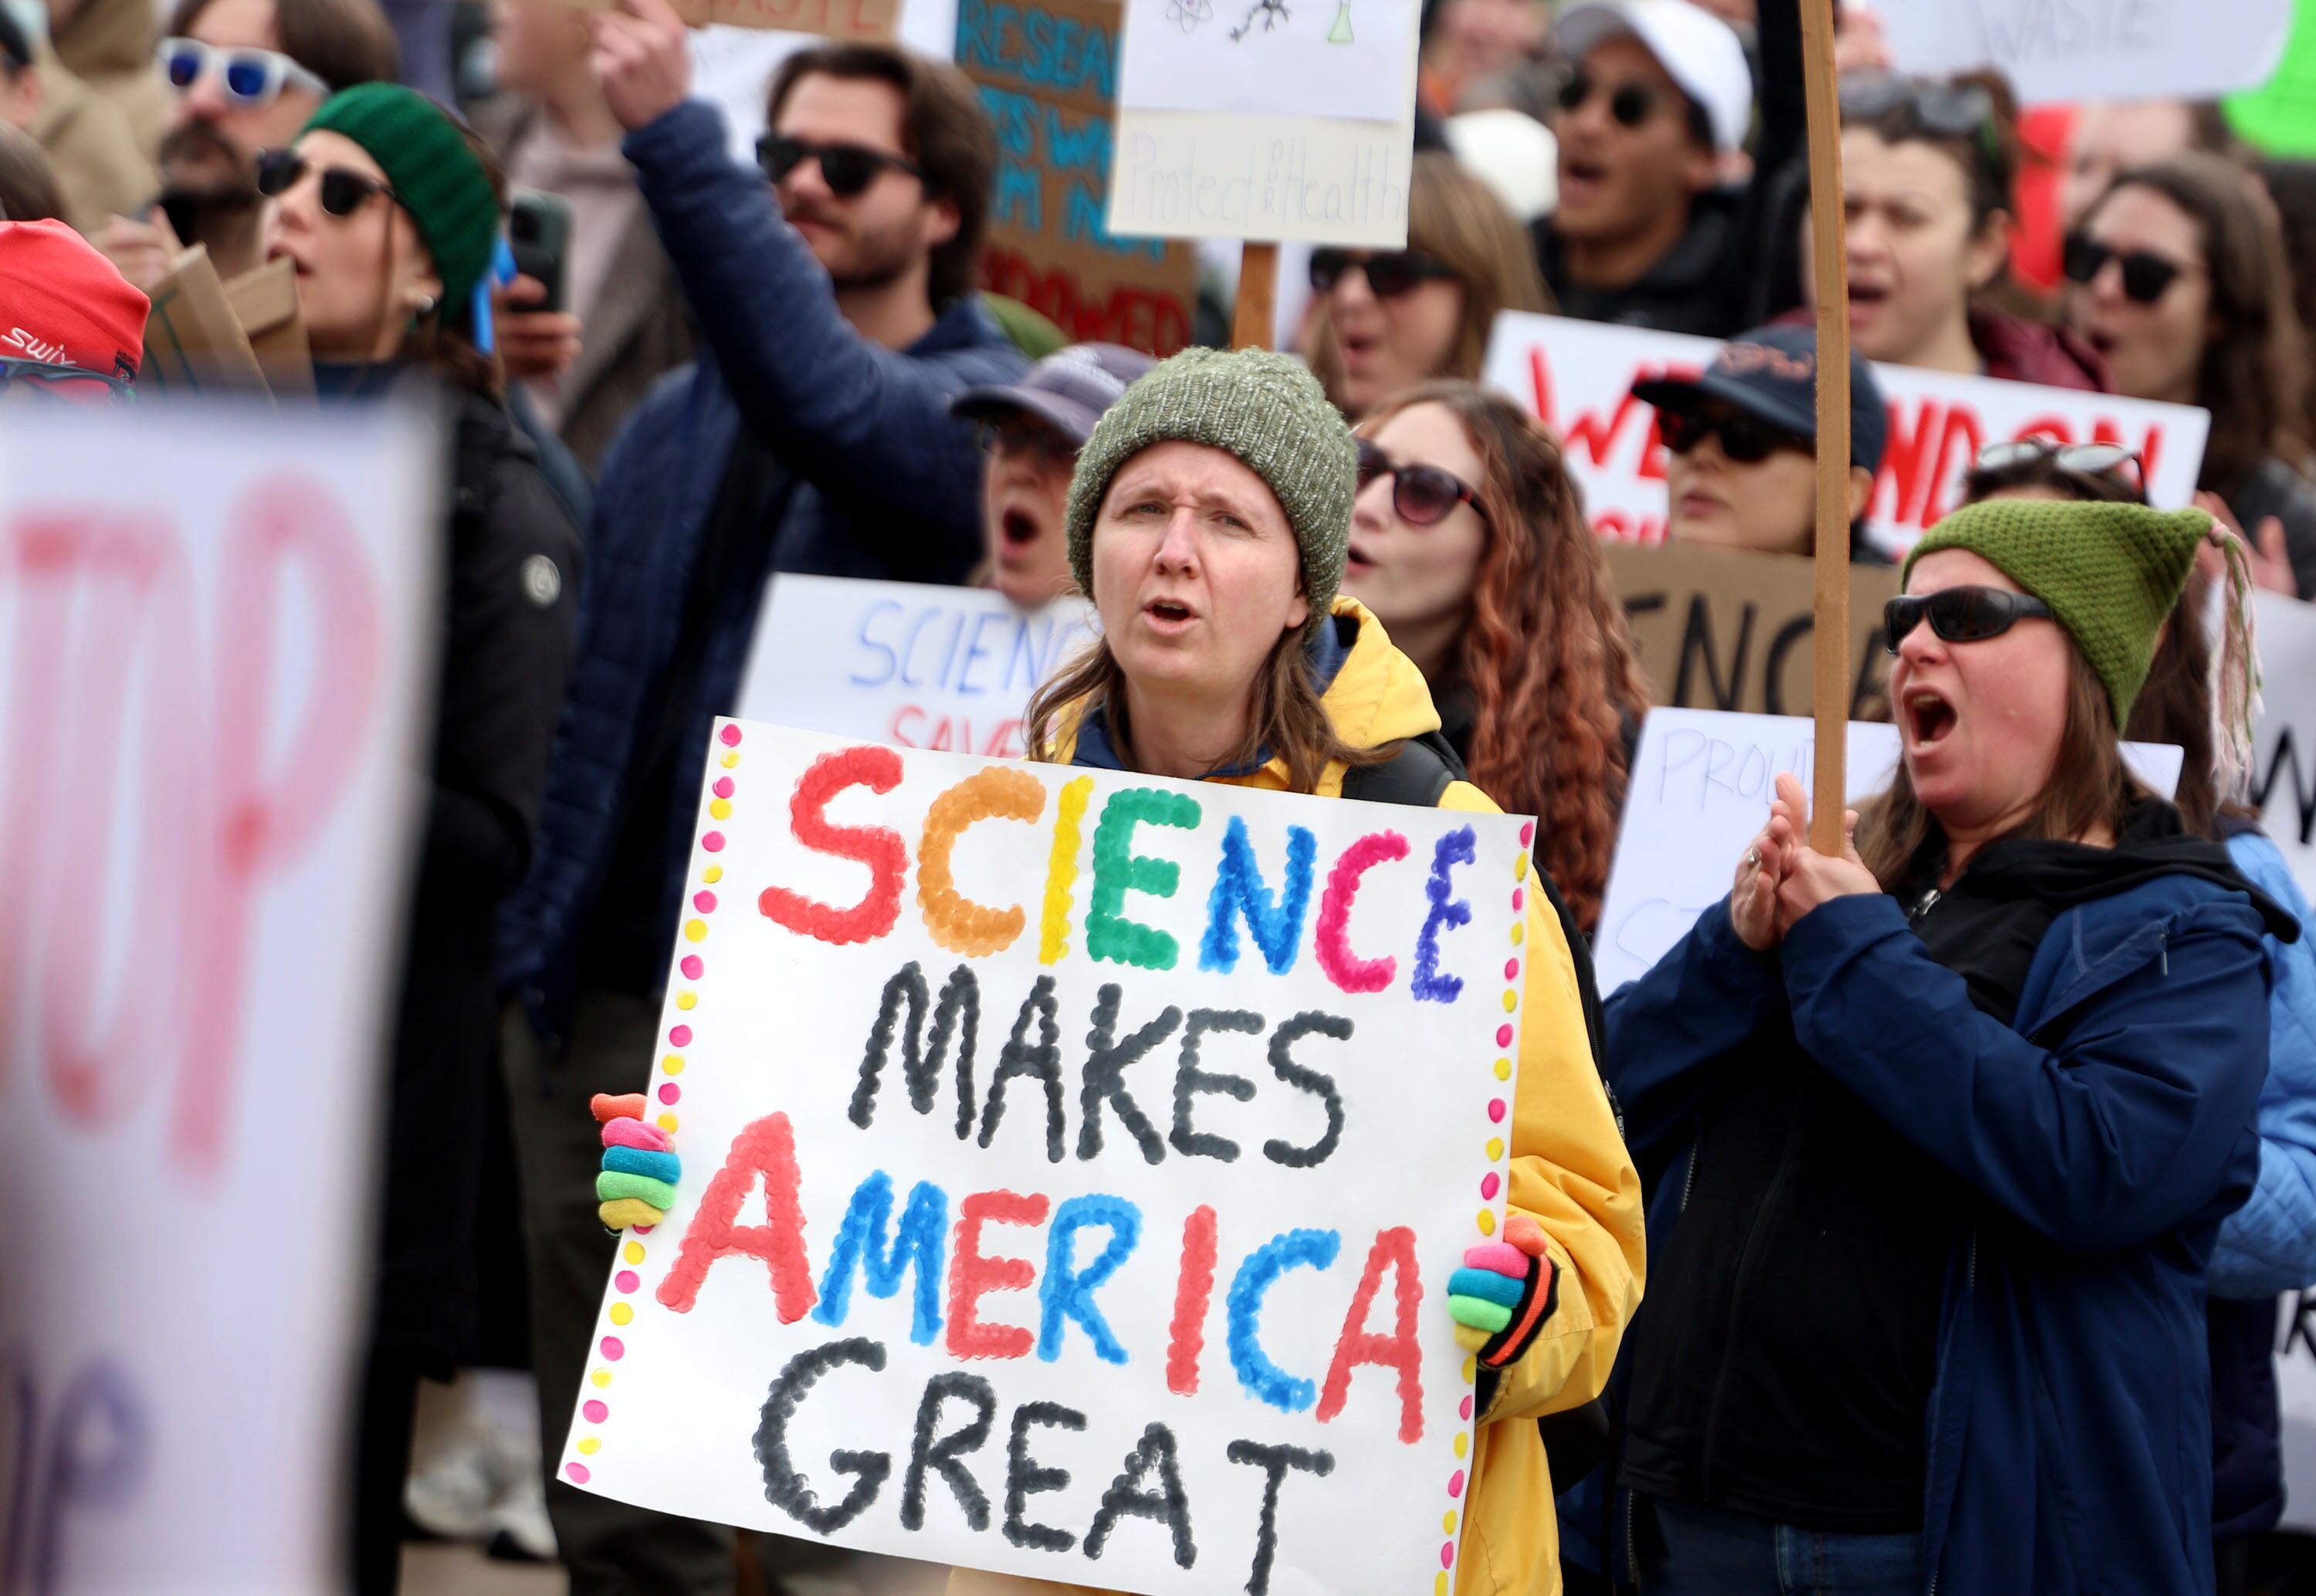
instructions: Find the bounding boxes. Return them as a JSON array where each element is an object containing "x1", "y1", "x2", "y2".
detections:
[
  {"x1": 1165, "y1": 0, "x2": 1213, "y2": 32},
  {"x1": 1228, "y1": 0, "x2": 1288, "y2": 39}
]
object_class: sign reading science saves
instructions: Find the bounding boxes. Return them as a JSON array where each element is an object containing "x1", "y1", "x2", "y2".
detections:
[{"x1": 560, "y1": 722, "x2": 1539, "y2": 1594}]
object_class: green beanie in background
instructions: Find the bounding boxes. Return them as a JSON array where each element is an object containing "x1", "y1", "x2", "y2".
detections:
[
  {"x1": 1902, "y1": 499, "x2": 2209, "y2": 728},
  {"x1": 1065, "y1": 347, "x2": 1357, "y2": 636},
  {"x1": 301, "y1": 83, "x2": 499, "y2": 316}
]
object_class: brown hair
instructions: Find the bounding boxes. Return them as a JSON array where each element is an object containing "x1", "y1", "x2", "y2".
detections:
[
  {"x1": 1857, "y1": 644, "x2": 2135, "y2": 888},
  {"x1": 2086, "y1": 153, "x2": 2312, "y2": 494},
  {"x1": 2126, "y1": 590, "x2": 2223, "y2": 836},
  {"x1": 1362, "y1": 380, "x2": 1647, "y2": 929},
  {"x1": 1021, "y1": 451, "x2": 1375, "y2": 795},
  {"x1": 768, "y1": 43, "x2": 994, "y2": 311},
  {"x1": 0, "y1": 125, "x2": 66, "y2": 224},
  {"x1": 168, "y1": 0, "x2": 400, "y2": 90},
  {"x1": 1303, "y1": 151, "x2": 1550, "y2": 416}
]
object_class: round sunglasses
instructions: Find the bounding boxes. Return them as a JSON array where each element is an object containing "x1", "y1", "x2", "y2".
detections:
[
  {"x1": 1884, "y1": 586, "x2": 2054, "y2": 653},
  {"x1": 1309, "y1": 247, "x2": 1458, "y2": 299},
  {"x1": 2061, "y1": 234, "x2": 2193, "y2": 305},
  {"x1": 756, "y1": 134, "x2": 923, "y2": 198},
  {"x1": 157, "y1": 38, "x2": 327, "y2": 109},
  {"x1": 1655, "y1": 403, "x2": 1809, "y2": 464},
  {"x1": 256, "y1": 148, "x2": 401, "y2": 217},
  {"x1": 1355, "y1": 438, "x2": 1484, "y2": 526},
  {"x1": 1975, "y1": 435, "x2": 2143, "y2": 489},
  {"x1": 1556, "y1": 69, "x2": 1661, "y2": 129}
]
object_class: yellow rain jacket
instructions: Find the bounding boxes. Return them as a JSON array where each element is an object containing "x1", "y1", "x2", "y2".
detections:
[{"x1": 950, "y1": 598, "x2": 1645, "y2": 1596}]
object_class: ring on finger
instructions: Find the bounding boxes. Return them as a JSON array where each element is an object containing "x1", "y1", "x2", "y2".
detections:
[{"x1": 1743, "y1": 847, "x2": 1762, "y2": 872}]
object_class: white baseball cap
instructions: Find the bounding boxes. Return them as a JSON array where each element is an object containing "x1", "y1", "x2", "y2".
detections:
[{"x1": 1555, "y1": 0, "x2": 1754, "y2": 154}]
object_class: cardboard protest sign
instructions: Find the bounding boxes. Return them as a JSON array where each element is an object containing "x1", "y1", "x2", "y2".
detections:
[
  {"x1": 0, "y1": 400, "x2": 438, "y2": 1588},
  {"x1": 1603, "y1": 543, "x2": 1901, "y2": 722},
  {"x1": 1106, "y1": 0, "x2": 1419, "y2": 245},
  {"x1": 736, "y1": 574, "x2": 1097, "y2": 756},
  {"x1": 141, "y1": 245, "x2": 272, "y2": 399},
  {"x1": 542, "y1": 0, "x2": 896, "y2": 39},
  {"x1": 560, "y1": 720, "x2": 1534, "y2": 1592},
  {"x1": 222, "y1": 256, "x2": 314, "y2": 400},
  {"x1": 960, "y1": 0, "x2": 1200, "y2": 354},
  {"x1": 2250, "y1": 590, "x2": 2316, "y2": 903},
  {"x1": 1877, "y1": 0, "x2": 2292, "y2": 106},
  {"x1": 1482, "y1": 313, "x2": 2210, "y2": 556},
  {"x1": 1593, "y1": 708, "x2": 2184, "y2": 996}
]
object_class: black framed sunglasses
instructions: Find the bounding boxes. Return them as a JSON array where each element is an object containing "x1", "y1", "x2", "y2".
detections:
[
  {"x1": 1556, "y1": 69, "x2": 1659, "y2": 128},
  {"x1": 1975, "y1": 435, "x2": 2144, "y2": 489},
  {"x1": 1884, "y1": 586, "x2": 2054, "y2": 653},
  {"x1": 1355, "y1": 438, "x2": 1484, "y2": 526},
  {"x1": 756, "y1": 134, "x2": 923, "y2": 198},
  {"x1": 1655, "y1": 403, "x2": 1808, "y2": 465},
  {"x1": 1309, "y1": 247, "x2": 1458, "y2": 298},
  {"x1": 2061, "y1": 234, "x2": 2190, "y2": 305},
  {"x1": 255, "y1": 147, "x2": 400, "y2": 218}
]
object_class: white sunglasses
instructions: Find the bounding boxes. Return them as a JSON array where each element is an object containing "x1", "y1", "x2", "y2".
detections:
[{"x1": 156, "y1": 37, "x2": 328, "y2": 108}]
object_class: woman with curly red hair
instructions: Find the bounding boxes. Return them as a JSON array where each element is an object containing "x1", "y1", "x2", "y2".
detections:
[{"x1": 1341, "y1": 379, "x2": 1648, "y2": 932}]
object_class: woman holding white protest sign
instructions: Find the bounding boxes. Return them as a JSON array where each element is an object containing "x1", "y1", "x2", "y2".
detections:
[
  {"x1": 2066, "y1": 151, "x2": 2316, "y2": 600},
  {"x1": 261, "y1": 81, "x2": 584, "y2": 1596},
  {"x1": 1603, "y1": 496, "x2": 2291, "y2": 1594},
  {"x1": 1333, "y1": 378, "x2": 1648, "y2": 935}
]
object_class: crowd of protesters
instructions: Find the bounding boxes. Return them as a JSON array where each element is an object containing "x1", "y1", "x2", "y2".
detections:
[{"x1": 8, "y1": 0, "x2": 2316, "y2": 1591}]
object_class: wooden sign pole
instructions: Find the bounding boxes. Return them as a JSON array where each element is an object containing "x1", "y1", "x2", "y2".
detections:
[
  {"x1": 1800, "y1": 0, "x2": 1851, "y2": 854},
  {"x1": 1232, "y1": 242, "x2": 1279, "y2": 350}
]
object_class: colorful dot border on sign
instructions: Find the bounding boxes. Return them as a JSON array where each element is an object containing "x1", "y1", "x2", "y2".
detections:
[
  {"x1": 1437, "y1": 818, "x2": 1536, "y2": 1582},
  {"x1": 567, "y1": 719, "x2": 745, "y2": 1489}
]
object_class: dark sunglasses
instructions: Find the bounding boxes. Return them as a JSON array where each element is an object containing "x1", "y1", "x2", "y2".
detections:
[
  {"x1": 1355, "y1": 437, "x2": 1484, "y2": 526},
  {"x1": 1838, "y1": 72, "x2": 1993, "y2": 137},
  {"x1": 1556, "y1": 69, "x2": 1659, "y2": 129},
  {"x1": 1309, "y1": 247, "x2": 1458, "y2": 298},
  {"x1": 2061, "y1": 234, "x2": 2190, "y2": 305},
  {"x1": 255, "y1": 147, "x2": 400, "y2": 218},
  {"x1": 756, "y1": 134, "x2": 923, "y2": 198},
  {"x1": 0, "y1": 357, "x2": 135, "y2": 403},
  {"x1": 1884, "y1": 586, "x2": 2054, "y2": 653},
  {"x1": 1655, "y1": 403, "x2": 1809, "y2": 465},
  {"x1": 1975, "y1": 435, "x2": 2144, "y2": 489}
]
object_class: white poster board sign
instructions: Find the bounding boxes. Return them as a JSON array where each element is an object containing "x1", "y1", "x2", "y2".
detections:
[
  {"x1": 1594, "y1": 708, "x2": 2186, "y2": 996},
  {"x1": 560, "y1": 721, "x2": 1532, "y2": 1593},
  {"x1": 0, "y1": 401, "x2": 438, "y2": 1589},
  {"x1": 1482, "y1": 312, "x2": 2210, "y2": 558},
  {"x1": 2280, "y1": 1291, "x2": 2316, "y2": 1531},
  {"x1": 737, "y1": 575, "x2": 1097, "y2": 758},
  {"x1": 1106, "y1": 0, "x2": 1419, "y2": 243},
  {"x1": 1876, "y1": 0, "x2": 2293, "y2": 107},
  {"x1": 2251, "y1": 590, "x2": 2316, "y2": 905}
]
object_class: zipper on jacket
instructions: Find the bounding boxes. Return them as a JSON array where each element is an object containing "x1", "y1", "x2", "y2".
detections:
[
  {"x1": 1679, "y1": 1131, "x2": 1703, "y2": 1212},
  {"x1": 2159, "y1": 930, "x2": 2169, "y2": 976}
]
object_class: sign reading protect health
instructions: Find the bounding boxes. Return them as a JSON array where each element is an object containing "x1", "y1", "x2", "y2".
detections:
[{"x1": 561, "y1": 722, "x2": 1535, "y2": 1593}]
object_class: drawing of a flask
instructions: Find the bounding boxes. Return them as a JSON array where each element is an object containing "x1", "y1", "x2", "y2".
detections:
[{"x1": 1328, "y1": 0, "x2": 1352, "y2": 40}]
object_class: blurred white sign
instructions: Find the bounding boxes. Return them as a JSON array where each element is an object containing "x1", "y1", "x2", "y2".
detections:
[
  {"x1": 0, "y1": 401, "x2": 438, "y2": 1591},
  {"x1": 1876, "y1": 0, "x2": 2293, "y2": 106}
]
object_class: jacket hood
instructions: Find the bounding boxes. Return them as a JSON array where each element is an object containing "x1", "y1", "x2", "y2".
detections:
[
  {"x1": 1056, "y1": 597, "x2": 1444, "y2": 785},
  {"x1": 1969, "y1": 306, "x2": 2109, "y2": 392},
  {"x1": 1959, "y1": 799, "x2": 2301, "y2": 942}
]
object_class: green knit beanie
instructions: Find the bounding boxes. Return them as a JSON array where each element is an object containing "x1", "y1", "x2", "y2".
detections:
[
  {"x1": 1902, "y1": 499, "x2": 2209, "y2": 728},
  {"x1": 1065, "y1": 347, "x2": 1356, "y2": 634},
  {"x1": 301, "y1": 84, "x2": 499, "y2": 316}
]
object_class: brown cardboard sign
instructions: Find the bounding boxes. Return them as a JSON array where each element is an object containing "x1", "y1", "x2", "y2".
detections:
[
  {"x1": 539, "y1": 0, "x2": 896, "y2": 39},
  {"x1": 1603, "y1": 542, "x2": 1901, "y2": 723},
  {"x1": 222, "y1": 257, "x2": 315, "y2": 399},
  {"x1": 141, "y1": 245, "x2": 272, "y2": 400},
  {"x1": 957, "y1": 0, "x2": 1198, "y2": 355}
]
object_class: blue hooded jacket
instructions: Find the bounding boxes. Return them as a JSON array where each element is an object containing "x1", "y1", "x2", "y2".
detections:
[
  {"x1": 1596, "y1": 865, "x2": 2276, "y2": 1594},
  {"x1": 497, "y1": 98, "x2": 1025, "y2": 1030}
]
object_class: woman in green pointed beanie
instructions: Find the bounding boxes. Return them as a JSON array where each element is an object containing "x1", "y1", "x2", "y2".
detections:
[
  {"x1": 258, "y1": 79, "x2": 504, "y2": 377},
  {"x1": 1602, "y1": 497, "x2": 2300, "y2": 1594}
]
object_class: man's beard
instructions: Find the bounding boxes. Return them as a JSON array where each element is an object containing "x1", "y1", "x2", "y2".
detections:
[
  {"x1": 793, "y1": 202, "x2": 921, "y2": 294},
  {"x1": 157, "y1": 119, "x2": 260, "y2": 208}
]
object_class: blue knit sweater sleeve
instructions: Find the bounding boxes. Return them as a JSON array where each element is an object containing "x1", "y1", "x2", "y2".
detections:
[{"x1": 2208, "y1": 831, "x2": 2316, "y2": 1298}]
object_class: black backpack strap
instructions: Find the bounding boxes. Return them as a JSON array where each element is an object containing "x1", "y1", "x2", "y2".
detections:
[{"x1": 1339, "y1": 729, "x2": 1465, "y2": 807}]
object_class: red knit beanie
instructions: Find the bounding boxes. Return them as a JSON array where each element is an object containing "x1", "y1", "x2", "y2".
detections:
[{"x1": 0, "y1": 219, "x2": 151, "y2": 394}]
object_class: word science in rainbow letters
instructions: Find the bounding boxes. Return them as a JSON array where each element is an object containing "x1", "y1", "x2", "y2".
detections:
[{"x1": 564, "y1": 722, "x2": 1539, "y2": 1594}]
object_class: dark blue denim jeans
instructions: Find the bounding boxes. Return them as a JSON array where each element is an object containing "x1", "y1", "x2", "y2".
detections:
[{"x1": 1635, "y1": 1495, "x2": 1926, "y2": 1596}]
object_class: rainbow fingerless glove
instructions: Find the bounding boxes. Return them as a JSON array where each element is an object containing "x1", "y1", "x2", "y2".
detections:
[
  {"x1": 594, "y1": 1092, "x2": 679, "y2": 1230},
  {"x1": 1446, "y1": 1213, "x2": 1559, "y2": 1371}
]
